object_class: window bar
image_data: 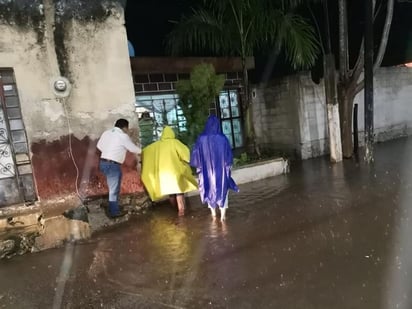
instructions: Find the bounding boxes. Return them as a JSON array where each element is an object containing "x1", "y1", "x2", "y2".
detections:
[
  {"x1": 227, "y1": 90, "x2": 236, "y2": 148},
  {"x1": 0, "y1": 79, "x2": 24, "y2": 203}
]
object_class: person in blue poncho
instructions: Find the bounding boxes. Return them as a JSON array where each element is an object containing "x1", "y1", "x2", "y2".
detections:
[{"x1": 190, "y1": 115, "x2": 239, "y2": 221}]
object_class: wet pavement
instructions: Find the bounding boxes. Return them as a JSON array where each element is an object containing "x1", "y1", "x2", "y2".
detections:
[{"x1": 1, "y1": 138, "x2": 412, "y2": 309}]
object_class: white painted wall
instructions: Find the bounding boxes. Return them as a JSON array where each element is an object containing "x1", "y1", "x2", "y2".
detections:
[
  {"x1": 253, "y1": 66, "x2": 412, "y2": 159},
  {"x1": 0, "y1": 4, "x2": 137, "y2": 144},
  {"x1": 231, "y1": 158, "x2": 289, "y2": 185},
  {"x1": 354, "y1": 67, "x2": 412, "y2": 142},
  {"x1": 296, "y1": 75, "x2": 329, "y2": 159}
]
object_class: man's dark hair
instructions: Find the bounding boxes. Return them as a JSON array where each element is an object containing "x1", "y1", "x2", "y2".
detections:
[
  {"x1": 141, "y1": 112, "x2": 151, "y2": 119},
  {"x1": 115, "y1": 119, "x2": 129, "y2": 129}
]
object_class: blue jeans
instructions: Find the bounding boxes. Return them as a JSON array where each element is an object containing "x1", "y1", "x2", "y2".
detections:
[{"x1": 99, "y1": 161, "x2": 122, "y2": 216}]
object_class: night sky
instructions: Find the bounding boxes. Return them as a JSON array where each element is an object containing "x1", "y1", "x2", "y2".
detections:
[{"x1": 125, "y1": 1, "x2": 412, "y2": 80}]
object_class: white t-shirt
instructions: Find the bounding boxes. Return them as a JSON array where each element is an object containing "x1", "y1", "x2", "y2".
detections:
[{"x1": 97, "y1": 127, "x2": 141, "y2": 164}]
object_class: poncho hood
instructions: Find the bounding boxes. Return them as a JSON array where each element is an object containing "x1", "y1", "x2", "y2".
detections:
[
  {"x1": 202, "y1": 115, "x2": 221, "y2": 135},
  {"x1": 161, "y1": 126, "x2": 175, "y2": 140}
]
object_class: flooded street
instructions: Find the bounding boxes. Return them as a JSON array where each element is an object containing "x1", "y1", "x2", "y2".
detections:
[{"x1": 1, "y1": 138, "x2": 412, "y2": 309}]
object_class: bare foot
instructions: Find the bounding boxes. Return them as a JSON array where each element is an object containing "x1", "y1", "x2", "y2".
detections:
[
  {"x1": 210, "y1": 207, "x2": 217, "y2": 218},
  {"x1": 220, "y1": 207, "x2": 226, "y2": 222},
  {"x1": 176, "y1": 194, "x2": 186, "y2": 216}
]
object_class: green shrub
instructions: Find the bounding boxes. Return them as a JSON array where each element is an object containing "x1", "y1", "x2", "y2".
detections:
[{"x1": 176, "y1": 63, "x2": 224, "y2": 148}]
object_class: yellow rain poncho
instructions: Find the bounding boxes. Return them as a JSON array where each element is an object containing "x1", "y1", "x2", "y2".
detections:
[{"x1": 141, "y1": 126, "x2": 198, "y2": 201}]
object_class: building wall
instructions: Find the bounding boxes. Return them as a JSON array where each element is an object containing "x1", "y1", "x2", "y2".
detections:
[
  {"x1": 252, "y1": 76, "x2": 301, "y2": 157},
  {"x1": 253, "y1": 66, "x2": 412, "y2": 159},
  {"x1": 0, "y1": 0, "x2": 141, "y2": 209},
  {"x1": 134, "y1": 71, "x2": 243, "y2": 94},
  {"x1": 354, "y1": 67, "x2": 412, "y2": 142}
]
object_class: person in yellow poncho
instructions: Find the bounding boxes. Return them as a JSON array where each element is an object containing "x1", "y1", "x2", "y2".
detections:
[{"x1": 141, "y1": 126, "x2": 198, "y2": 216}]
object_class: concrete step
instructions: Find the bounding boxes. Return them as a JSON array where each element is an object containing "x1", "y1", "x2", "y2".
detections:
[
  {"x1": 0, "y1": 210, "x2": 43, "y2": 259},
  {"x1": 0, "y1": 193, "x2": 152, "y2": 259}
]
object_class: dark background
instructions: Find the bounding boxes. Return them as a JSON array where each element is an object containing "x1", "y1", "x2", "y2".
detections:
[{"x1": 124, "y1": 0, "x2": 412, "y2": 81}]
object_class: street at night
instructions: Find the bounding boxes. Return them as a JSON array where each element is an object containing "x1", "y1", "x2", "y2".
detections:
[{"x1": 1, "y1": 139, "x2": 412, "y2": 308}]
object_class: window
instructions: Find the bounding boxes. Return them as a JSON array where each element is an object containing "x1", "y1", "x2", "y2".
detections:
[
  {"x1": 0, "y1": 69, "x2": 36, "y2": 206},
  {"x1": 135, "y1": 89, "x2": 244, "y2": 149},
  {"x1": 217, "y1": 90, "x2": 244, "y2": 148},
  {"x1": 135, "y1": 94, "x2": 186, "y2": 142}
]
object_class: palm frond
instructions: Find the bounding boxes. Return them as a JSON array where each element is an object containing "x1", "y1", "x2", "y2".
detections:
[
  {"x1": 280, "y1": 13, "x2": 319, "y2": 69},
  {"x1": 278, "y1": 0, "x2": 322, "y2": 10},
  {"x1": 166, "y1": 8, "x2": 234, "y2": 56},
  {"x1": 167, "y1": 0, "x2": 319, "y2": 68},
  {"x1": 203, "y1": 0, "x2": 255, "y2": 11}
]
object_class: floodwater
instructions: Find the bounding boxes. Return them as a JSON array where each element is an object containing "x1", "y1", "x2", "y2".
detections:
[{"x1": 1, "y1": 138, "x2": 412, "y2": 309}]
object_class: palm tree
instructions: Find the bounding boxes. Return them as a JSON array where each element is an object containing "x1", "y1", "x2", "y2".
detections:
[{"x1": 167, "y1": 0, "x2": 319, "y2": 155}]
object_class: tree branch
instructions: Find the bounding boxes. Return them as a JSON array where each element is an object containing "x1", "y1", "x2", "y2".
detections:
[
  {"x1": 373, "y1": 0, "x2": 394, "y2": 72},
  {"x1": 354, "y1": 79, "x2": 364, "y2": 95},
  {"x1": 349, "y1": 0, "x2": 388, "y2": 90},
  {"x1": 244, "y1": 16, "x2": 255, "y2": 41},
  {"x1": 307, "y1": 2, "x2": 325, "y2": 56},
  {"x1": 351, "y1": 39, "x2": 364, "y2": 83},
  {"x1": 338, "y1": 0, "x2": 349, "y2": 80},
  {"x1": 229, "y1": 0, "x2": 242, "y2": 36}
]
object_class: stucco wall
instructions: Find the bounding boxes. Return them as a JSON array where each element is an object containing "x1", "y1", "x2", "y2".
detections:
[
  {"x1": 253, "y1": 66, "x2": 412, "y2": 159},
  {"x1": 354, "y1": 67, "x2": 412, "y2": 142},
  {"x1": 0, "y1": 0, "x2": 141, "y2": 208}
]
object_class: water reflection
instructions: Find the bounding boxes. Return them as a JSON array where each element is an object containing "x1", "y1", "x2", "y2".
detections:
[
  {"x1": 384, "y1": 139, "x2": 412, "y2": 309},
  {"x1": 149, "y1": 216, "x2": 191, "y2": 266},
  {"x1": 2, "y1": 139, "x2": 412, "y2": 308}
]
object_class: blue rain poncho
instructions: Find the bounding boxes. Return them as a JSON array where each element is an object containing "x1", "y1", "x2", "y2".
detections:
[{"x1": 190, "y1": 116, "x2": 239, "y2": 208}]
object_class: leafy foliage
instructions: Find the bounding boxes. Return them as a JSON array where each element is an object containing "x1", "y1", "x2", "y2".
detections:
[
  {"x1": 233, "y1": 148, "x2": 290, "y2": 167},
  {"x1": 168, "y1": 0, "x2": 320, "y2": 157},
  {"x1": 234, "y1": 152, "x2": 249, "y2": 167},
  {"x1": 167, "y1": 0, "x2": 319, "y2": 69},
  {"x1": 176, "y1": 64, "x2": 225, "y2": 148}
]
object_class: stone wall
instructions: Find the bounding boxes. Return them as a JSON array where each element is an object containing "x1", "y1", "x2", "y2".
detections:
[
  {"x1": 0, "y1": 0, "x2": 141, "y2": 210},
  {"x1": 253, "y1": 66, "x2": 412, "y2": 159},
  {"x1": 252, "y1": 75, "x2": 301, "y2": 157}
]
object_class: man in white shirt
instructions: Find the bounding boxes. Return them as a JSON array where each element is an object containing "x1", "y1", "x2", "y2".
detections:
[{"x1": 97, "y1": 119, "x2": 141, "y2": 218}]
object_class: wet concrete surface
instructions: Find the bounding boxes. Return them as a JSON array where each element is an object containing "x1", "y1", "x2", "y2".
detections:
[{"x1": 1, "y1": 138, "x2": 412, "y2": 308}]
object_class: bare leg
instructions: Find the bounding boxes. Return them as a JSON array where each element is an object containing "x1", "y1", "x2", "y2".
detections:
[
  {"x1": 176, "y1": 194, "x2": 185, "y2": 216},
  {"x1": 209, "y1": 206, "x2": 217, "y2": 218},
  {"x1": 220, "y1": 193, "x2": 229, "y2": 222},
  {"x1": 220, "y1": 207, "x2": 227, "y2": 222},
  {"x1": 169, "y1": 194, "x2": 177, "y2": 208}
]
